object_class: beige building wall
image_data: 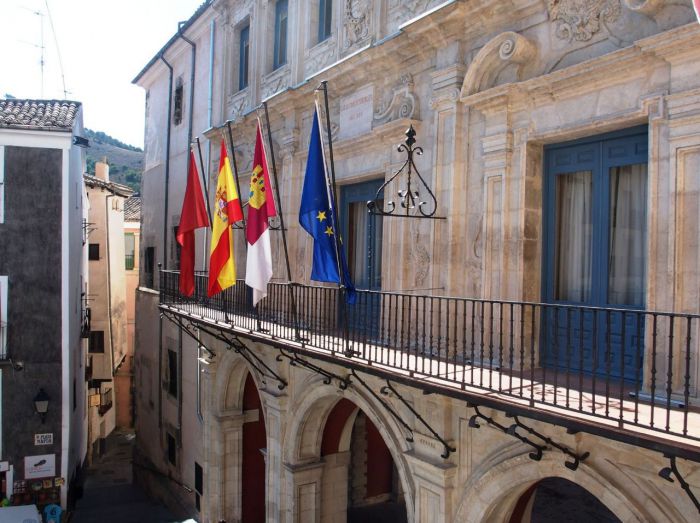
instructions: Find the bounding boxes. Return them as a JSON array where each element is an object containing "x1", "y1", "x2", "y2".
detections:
[
  {"x1": 133, "y1": 0, "x2": 700, "y2": 521},
  {"x1": 115, "y1": 202, "x2": 140, "y2": 428},
  {"x1": 85, "y1": 161, "x2": 132, "y2": 457}
]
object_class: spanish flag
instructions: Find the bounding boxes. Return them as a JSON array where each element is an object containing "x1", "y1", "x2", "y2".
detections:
[
  {"x1": 208, "y1": 139, "x2": 243, "y2": 296},
  {"x1": 245, "y1": 123, "x2": 277, "y2": 306}
]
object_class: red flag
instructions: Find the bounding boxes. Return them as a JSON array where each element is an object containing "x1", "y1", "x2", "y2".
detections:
[
  {"x1": 177, "y1": 151, "x2": 210, "y2": 296},
  {"x1": 695, "y1": 0, "x2": 700, "y2": 23}
]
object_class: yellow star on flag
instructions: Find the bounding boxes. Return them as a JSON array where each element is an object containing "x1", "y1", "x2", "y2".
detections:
[
  {"x1": 324, "y1": 226, "x2": 334, "y2": 236},
  {"x1": 316, "y1": 210, "x2": 327, "y2": 222}
]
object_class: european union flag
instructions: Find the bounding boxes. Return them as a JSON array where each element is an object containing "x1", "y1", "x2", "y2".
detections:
[{"x1": 299, "y1": 110, "x2": 356, "y2": 303}]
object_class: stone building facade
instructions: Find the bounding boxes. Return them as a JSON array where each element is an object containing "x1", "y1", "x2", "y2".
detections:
[{"x1": 133, "y1": 1, "x2": 700, "y2": 521}]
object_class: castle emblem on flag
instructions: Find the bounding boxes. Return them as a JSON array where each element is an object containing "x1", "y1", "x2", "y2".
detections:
[
  {"x1": 249, "y1": 165, "x2": 267, "y2": 209},
  {"x1": 215, "y1": 187, "x2": 229, "y2": 222}
]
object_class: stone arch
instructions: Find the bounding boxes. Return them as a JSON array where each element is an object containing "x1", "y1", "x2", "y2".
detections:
[
  {"x1": 283, "y1": 374, "x2": 415, "y2": 522},
  {"x1": 454, "y1": 452, "x2": 649, "y2": 522},
  {"x1": 460, "y1": 31, "x2": 536, "y2": 98},
  {"x1": 212, "y1": 343, "x2": 268, "y2": 415},
  {"x1": 206, "y1": 348, "x2": 270, "y2": 523}
]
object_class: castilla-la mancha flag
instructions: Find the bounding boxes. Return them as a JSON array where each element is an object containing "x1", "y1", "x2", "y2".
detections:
[
  {"x1": 208, "y1": 139, "x2": 243, "y2": 296},
  {"x1": 176, "y1": 151, "x2": 210, "y2": 296},
  {"x1": 245, "y1": 123, "x2": 277, "y2": 306}
]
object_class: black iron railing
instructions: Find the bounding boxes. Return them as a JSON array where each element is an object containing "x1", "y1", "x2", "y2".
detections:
[{"x1": 159, "y1": 270, "x2": 700, "y2": 443}]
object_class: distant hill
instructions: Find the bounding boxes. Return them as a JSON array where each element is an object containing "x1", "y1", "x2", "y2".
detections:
[{"x1": 85, "y1": 128, "x2": 143, "y2": 193}]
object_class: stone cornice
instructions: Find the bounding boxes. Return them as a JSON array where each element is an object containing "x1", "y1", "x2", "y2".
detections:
[{"x1": 460, "y1": 23, "x2": 700, "y2": 111}]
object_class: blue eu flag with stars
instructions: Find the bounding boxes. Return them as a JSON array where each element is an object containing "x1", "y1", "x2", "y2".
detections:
[{"x1": 299, "y1": 110, "x2": 356, "y2": 304}]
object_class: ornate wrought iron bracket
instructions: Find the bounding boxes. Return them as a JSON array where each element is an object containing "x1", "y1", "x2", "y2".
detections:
[
  {"x1": 232, "y1": 213, "x2": 286, "y2": 231},
  {"x1": 659, "y1": 455, "x2": 700, "y2": 513},
  {"x1": 468, "y1": 405, "x2": 544, "y2": 461},
  {"x1": 165, "y1": 312, "x2": 287, "y2": 390},
  {"x1": 225, "y1": 334, "x2": 288, "y2": 391},
  {"x1": 350, "y1": 370, "x2": 415, "y2": 444},
  {"x1": 381, "y1": 380, "x2": 455, "y2": 459},
  {"x1": 276, "y1": 348, "x2": 349, "y2": 389},
  {"x1": 367, "y1": 125, "x2": 445, "y2": 220},
  {"x1": 506, "y1": 414, "x2": 589, "y2": 470},
  {"x1": 161, "y1": 310, "x2": 217, "y2": 360}
]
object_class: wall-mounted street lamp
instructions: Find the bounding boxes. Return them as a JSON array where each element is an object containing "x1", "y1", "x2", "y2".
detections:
[{"x1": 33, "y1": 388, "x2": 50, "y2": 423}]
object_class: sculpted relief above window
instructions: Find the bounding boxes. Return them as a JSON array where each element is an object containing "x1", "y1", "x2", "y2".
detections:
[
  {"x1": 547, "y1": 0, "x2": 622, "y2": 41},
  {"x1": 343, "y1": 0, "x2": 371, "y2": 49}
]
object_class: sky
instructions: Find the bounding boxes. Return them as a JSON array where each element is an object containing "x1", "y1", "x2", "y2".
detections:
[{"x1": 0, "y1": 0, "x2": 205, "y2": 148}]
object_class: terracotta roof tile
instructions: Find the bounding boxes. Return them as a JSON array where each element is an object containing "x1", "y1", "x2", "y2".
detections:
[
  {"x1": 0, "y1": 99, "x2": 80, "y2": 131},
  {"x1": 124, "y1": 197, "x2": 142, "y2": 221}
]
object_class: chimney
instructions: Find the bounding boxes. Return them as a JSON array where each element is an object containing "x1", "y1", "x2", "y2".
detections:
[{"x1": 95, "y1": 158, "x2": 109, "y2": 182}]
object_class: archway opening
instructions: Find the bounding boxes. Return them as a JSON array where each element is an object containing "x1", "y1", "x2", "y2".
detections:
[
  {"x1": 242, "y1": 372, "x2": 266, "y2": 523},
  {"x1": 509, "y1": 477, "x2": 621, "y2": 523},
  {"x1": 320, "y1": 398, "x2": 407, "y2": 523}
]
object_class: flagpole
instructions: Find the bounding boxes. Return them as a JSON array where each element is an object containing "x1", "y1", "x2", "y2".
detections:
[
  {"x1": 222, "y1": 122, "x2": 251, "y2": 328},
  {"x1": 261, "y1": 102, "x2": 302, "y2": 341},
  {"x1": 194, "y1": 137, "x2": 213, "y2": 226},
  {"x1": 317, "y1": 81, "x2": 352, "y2": 357},
  {"x1": 224, "y1": 121, "x2": 247, "y2": 233}
]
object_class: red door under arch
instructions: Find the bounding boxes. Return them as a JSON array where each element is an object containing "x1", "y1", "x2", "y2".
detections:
[{"x1": 242, "y1": 373, "x2": 266, "y2": 523}]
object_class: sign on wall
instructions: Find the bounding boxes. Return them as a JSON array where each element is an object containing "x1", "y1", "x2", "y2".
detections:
[
  {"x1": 339, "y1": 85, "x2": 374, "y2": 140},
  {"x1": 34, "y1": 433, "x2": 53, "y2": 446},
  {"x1": 24, "y1": 454, "x2": 55, "y2": 479}
]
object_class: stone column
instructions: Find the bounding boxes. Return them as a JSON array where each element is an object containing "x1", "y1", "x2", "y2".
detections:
[
  {"x1": 407, "y1": 454, "x2": 457, "y2": 523},
  {"x1": 206, "y1": 411, "x2": 246, "y2": 522},
  {"x1": 429, "y1": 65, "x2": 466, "y2": 297},
  {"x1": 263, "y1": 391, "x2": 289, "y2": 522}
]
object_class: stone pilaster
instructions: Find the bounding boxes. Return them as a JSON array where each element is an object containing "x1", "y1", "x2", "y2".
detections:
[
  {"x1": 263, "y1": 391, "x2": 289, "y2": 522},
  {"x1": 283, "y1": 460, "x2": 325, "y2": 523}
]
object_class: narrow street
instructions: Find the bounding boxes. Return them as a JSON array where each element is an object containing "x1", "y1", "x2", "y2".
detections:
[{"x1": 69, "y1": 430, "x2": 180, "y2": 523}]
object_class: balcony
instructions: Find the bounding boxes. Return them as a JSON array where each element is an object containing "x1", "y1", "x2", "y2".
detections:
[
  {"x1": 159, "y1": 270, "x2": 700, "y2": 459},
  {"x1": 81, "y1": 307, "x2": 91, "y2": 338}
]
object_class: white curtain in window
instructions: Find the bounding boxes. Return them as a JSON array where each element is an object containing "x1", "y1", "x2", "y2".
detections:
[
  {"x1": 349, "y1": 201, "x2": 368, "y2": 287},
  {"x1": 608, "y1": 164, "x2": 647, "y2": 306},
  {"x1": 555, "y1": 171, "x2": 592, "y2": 302}
]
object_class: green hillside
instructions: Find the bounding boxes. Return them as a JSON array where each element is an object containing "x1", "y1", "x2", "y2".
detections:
[{"x1": 85, "y1": 128, "x2": 143, "y2": 193}]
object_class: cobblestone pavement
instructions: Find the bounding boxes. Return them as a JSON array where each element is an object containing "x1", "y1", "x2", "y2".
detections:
[{"x1": 69, "y1": 430, "x2": 182, "y2": 523}]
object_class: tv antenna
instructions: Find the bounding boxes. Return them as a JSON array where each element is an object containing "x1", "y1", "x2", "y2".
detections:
[{"x1": 20, "y1": 6, "x2": 46, "y2": 97}]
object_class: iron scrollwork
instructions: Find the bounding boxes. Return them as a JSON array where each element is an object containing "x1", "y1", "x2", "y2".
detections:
[{"x1": 367, "y1": 125, "x2": 445, "y2": 220}]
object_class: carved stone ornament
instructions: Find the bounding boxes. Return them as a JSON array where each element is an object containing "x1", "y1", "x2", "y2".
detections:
[
  {"x1": 547, "y1": 0, "x2": 622, "y2": 42},
  {"x1": 622, "y1": 0, "x2": 664, "y2": 16},
  {"x1": 374, "y1": 74, "x2": 419, "y2": 125},
  {"x1": 227, "y1": 90, "x2": 248, "y2": 121},
  {"x1": 304, "y1": 37, "x2": 338, "y2": 78},
  {"x1": 344, "y1": 0, "x2": 371, "y2": 49},
  {"x1": 261, "y1": 67, "x2": 290, "y2": 100},
  {"x1": 410, "y1": 221, "x2": 431, "y2": 288},
  {"x1": 460, "y1": 32, "x2": 536, "y2": 98}
]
